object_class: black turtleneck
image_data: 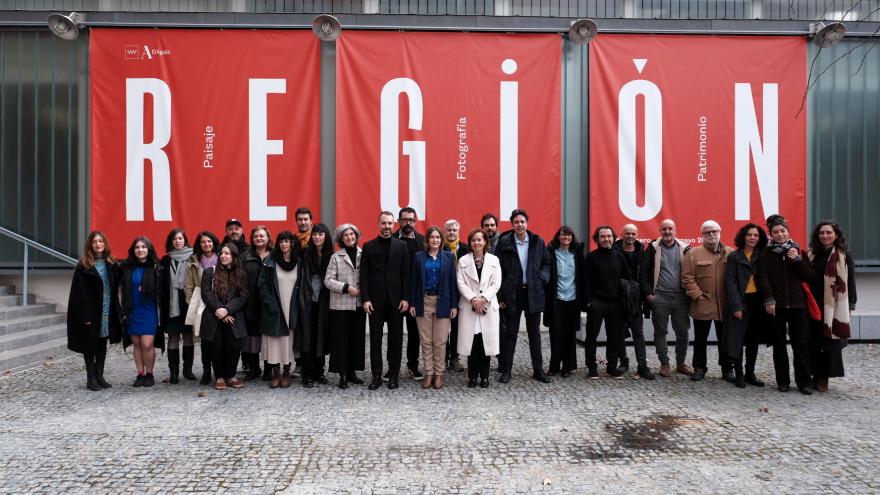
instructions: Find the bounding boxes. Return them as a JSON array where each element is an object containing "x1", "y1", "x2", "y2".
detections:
[
  {"x1": 378, "y1": 236, "x2": 391, "y2": 264},
  {"x1": 344, "y1": 245, "x2": 358, "y2": 267},
  {"x1": 584, "y1": 246, "x2": 629, "y2": 302}
]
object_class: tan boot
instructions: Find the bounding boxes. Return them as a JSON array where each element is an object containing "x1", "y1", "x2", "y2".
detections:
[
  {"x1": 433, "y1": 374, "x2": 445, "y2": 389},
  {"x1": 422, "y1": 375, "x2": 434, "y2": 389},
  {"x1": 269, "y1": 365, "x2": 281, "y2": 389},
  {"x1": 280, "y1": 364, "x2": 292, "y2": 388},
  {"x1": 659, "y1": 363, "x2": 671, "y2": 378},
  {"x1": 676, "y1": 363, "x2": 694, "y2": 376},
  {"x1": 815, "y1": 377, "x2": 829, "y2": 392}
]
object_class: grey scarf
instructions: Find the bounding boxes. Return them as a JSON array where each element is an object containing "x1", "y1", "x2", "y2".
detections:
[{"x1": 168, "y1": 247, "x2": 193, "y2": 318}]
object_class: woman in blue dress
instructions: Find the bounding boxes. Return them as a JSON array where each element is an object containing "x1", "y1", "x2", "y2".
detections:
[{"x1": 120, "y1": 236, "x2": 163, "y2": 387}]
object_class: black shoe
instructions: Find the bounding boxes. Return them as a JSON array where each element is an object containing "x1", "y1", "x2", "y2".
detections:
[
  {"x1": 722, "y1": 369, "x2": 736, "y2": 383},
  {"x1": 314, "y1": 374, "x2": 328, "y2": 385},
  {"x1": 169, "y1": 373, "x2": 179, "y2": 384},
  {"x1": 619, "y1": 358, "x2": 630, "y2": 372},
  {"x1": 691, "y1": 369, "x2": 706, "y2": 381},
  {"x1": 347, "y1": 373, "x2": 365, "y2": 385},
  {"x1": 745, "y1": 374, "x2": 765, "y2": 387},
  {"x1": 133, "y1": 375, "x2": 145, "y2": 387},
  {"x1": 85, "y1": 359, "x2": 100, "y2": 391},
  {"x1": 383, "y1": 371, "x2": 390, "y2": 381},
  {"x1": 778, "y1": 384, "x2": 791, "y2": 392},
  {"x1": 261, "y1": 360, "x2": 272, "y2": 381},
  {"x1": 167, "y1": 348, "x2": 181, "y2": 385},
  {"x1": 387, "y1": 379, "x2": 399, "y2": 390},
  {"x1": 532, "y1": 370, "x2": 551, "y2": 383},
  {"x1": 560, "y1": 370, "x2": 572, "y2": 379},
  {"x1": 636, "y1": 366, "x2": 655, "y2": 380},
  {"x1": 499, "y1": 372, "x2": 511, "y2": 383},
  {"x1": 302, "y1": 377, "x2": 315, "y2": 388},
  {"x1": 200, "y1": 368, "x2": 212, "y2": 386},
  {"x1": 547, "y1": 370, "x2": 558, "y2": 377},
  {"x1": 143, "y1": 373, "x2": 155, "y2": 387},
  {"x1": 182, "y1": 346, "x2": 197, "y2": 380},
  {"x1": 798, "y1": 386, "x2": 814, "y2": 395},
  {"x1": 292, "y1": 365, "x2": 303, "y2": 378},
  {"x1": 587, "y1": 367, "x2": 599, "y2": 380},
  {"x1": 607, "y1": 367, "x2": 625, "y2": 379},
  {"x1": 480, "y1": 378, "x2": 490, "y2": 388},
  {"x1": 467, "y1": 378, "x2": 478, "y2": 388},
  {"x1": 410, "y1": 368, "x2": 424, "y2": 380},
  {"x1": 368, "y1": 377, "x2": 382, "y2": 390},
  {"x1": 338, "y1": 374, "x2": 348, "y2": 389},
  {"x1": 94, "y1": 354, "x2": 112, "y2": 389}
]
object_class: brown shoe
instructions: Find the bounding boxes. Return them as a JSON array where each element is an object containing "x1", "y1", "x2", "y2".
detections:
[
  {"x1": 815, "y1": 377, "x2": 829, "y2": 392},
  {"x1": 213, "y1": 378, "x2": 227, "y2": 391},
  {"x1": 280, "y1": 365, "x2": 292, "y2": 388},
  {"x1": 659, "y1": 364, "x2": 671, "y2": 378},
  {"x1": 270, "y1": 366, "x2": 281, "y2": 389},
  {"x1": 451, "y1": 358, "x2": 464, "y2": 372},
  {"x1": 228, "y1": 378, "x2": 244, "y2": 389},
  {"x1": 433, "y1": 374, "x2": 445, "y2": 389},
  {"x1": 422, "y1": 375, "x2": 434, "y2": 389},
  {"x1": 676, "y1": 363, "x2": 694, "y2": 376}
]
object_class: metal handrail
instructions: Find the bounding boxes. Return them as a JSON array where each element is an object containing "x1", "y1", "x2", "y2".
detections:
[{"x1": 0, "y1": 225, "x2": 77, "y2": 307}]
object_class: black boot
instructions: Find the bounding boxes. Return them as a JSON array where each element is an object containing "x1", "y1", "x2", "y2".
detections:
[
  {"x1": 167, "y1": 348, "x2": 180, "y2": 384},
  {"x1": 94, "y1": 348, "x2": 112, "y2": 389},
  {"x1": 244, "y1": 354, "x2": 261, "y2": 381},
  {"x1": 261, "y1": 360, "x2": 272, "y2": 381},
  {"x1": 200, "y1": 344, "x2": 212, "y2": 385},
  {"x1": 338, "y1": 373, "x2": 349, "y2": 389},
  {"x1": 182, "y1": 346, "x2": 196, "y2": 380},
  {"x1": 347, "y1": 372, "x2": 364, "y2": 385},
  {"x1": 84, "y1": 356, "x2": 100, "y2": 391},
  {"x1": 734, "y1": 362, "x2": 746, "y2": 388}
]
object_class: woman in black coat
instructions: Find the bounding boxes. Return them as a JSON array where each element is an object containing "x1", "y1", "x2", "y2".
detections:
[
  {"x1": 67, "y1": 230, "x2": 123, "y2": 391},
  {"x1": 296, "y1": 223, "x2": 333, "y2": 388},
  {"x1": 243, "y1": 225, "x2": 273, "y2": 381},
  {"x1": 159, "y1": 228, "x2": 195, "y2": 384},
  {"x1": 257, "y1": 231, "x2": 300, "y2": 389},
  {"x1": 201, "y1": 242, "x2": 249, "y2": 390},
  {"x1": 543, "y1": 226, "x2": 584, "y2": 379},
  {"x1": 723, "y1": 223, "x2": 770, "y2": 388},
  {"x1": 807, "y1": 220, "x2": 857, "y2": 393}
]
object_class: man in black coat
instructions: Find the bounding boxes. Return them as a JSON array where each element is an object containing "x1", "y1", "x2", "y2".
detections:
[
  {"x1": 393, "y1": 206, "x2": 425, "y2": 380},
  {"x1": 612, "y1": 224, "x2": 654, "y2": 380},
  {"x1": 361, "y1": 211, "x2": 411, "y2": 390},
  {"x1": 584, "y1": 225, "x2": 630, "y2": 379},
  {"x1": 493, "y1": 209, "x2": 551, "y2": 384}
]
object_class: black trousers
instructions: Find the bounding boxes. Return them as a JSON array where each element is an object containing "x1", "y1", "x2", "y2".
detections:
[
  {"x1": 210, "y1": 323, "x2": 241, "y2": 380},
  {"x1": 368, "y1": 303, "x2": 404, "y2": 379},
  {"x1": 810, "y1": 320, "x2": 846, "y2": 379},
  {"x1": 500, "y1": 286, "x2": 543, "y2": 374},
  {"x1": 731, "y1": 293, "x2": 765, "y2": 375},
  {"x1": 446, "y1": 317, "x2": 460, "y2": 362},
  {"x1": 585, "y1": 298, "x2": 623, "y2": 370},
  {"x1": 548, "y1": 299, "x2": 579, "y2": 373},
  {"x1": 619, "y1": 311, "x2": 648, "y2": 367},
  {"x1": 200, "y1": 337, "x2": 212, "y2": 373},
  {"x1": 404, "y1": 312, "x2": 421, "y2": 371},
  {"x1": 693, "y1": 319, "x2": 731, "y2": 372},
  {"x1": 329, "y1": 309, "x2": 366, "y2": 374},
  {"x1": 468, "y1": 334, "x2": 491, "y2": 379},
  {"x1": 772, "y1": 308, "x2": 812, "y2": 388},
  {"x1": 83, "y1": 337, "x2": 109, "y2": 366}
]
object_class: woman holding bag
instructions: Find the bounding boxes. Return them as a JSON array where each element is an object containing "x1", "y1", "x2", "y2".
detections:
[{"x1": 185, "y1": 231, "x2": 220, "y2": 385}]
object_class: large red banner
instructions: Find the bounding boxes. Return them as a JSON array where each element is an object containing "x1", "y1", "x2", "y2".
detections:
[
  {"x1": 90, "y1": 29, "x2": 320, "y2": 254},
  {"x1": 336, "y1": 31, "x2": 561, "y2": 239},
  {"x1": 589, "y1": 35, "x2": 807, "y2": 245}
]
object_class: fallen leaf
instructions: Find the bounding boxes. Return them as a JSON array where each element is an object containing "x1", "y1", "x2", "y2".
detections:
[
  {"x1": 43, "y1": 361, "x2": 54, "y2": 368},
  {"x1": 542, "y1": 478, "x2": 552, "y2": 486},
  {"x1": 3, "y1": 370, "x2": 12, "y2": 376},
  {"x1": 196, "y1": 391, "x2": 207, "y2": 398},
  {"x1": 757, "y1": 407, "x2": 769, "y2": 413}
]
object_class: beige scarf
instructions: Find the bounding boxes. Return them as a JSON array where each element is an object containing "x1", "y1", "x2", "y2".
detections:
[{"x1": 809, "y1": 246, "x2": 851, "y2": 340}]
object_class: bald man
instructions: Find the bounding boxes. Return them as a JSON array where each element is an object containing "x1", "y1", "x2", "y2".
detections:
[
  {"x1": 612, "y1": 224, "x2": 654, "y2": 380},
  {"x1": 639, "y1": 219, "x2": 692, "y2": 378}
]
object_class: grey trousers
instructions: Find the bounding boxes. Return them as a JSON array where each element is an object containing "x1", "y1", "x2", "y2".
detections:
[{"x1": 650, "y1": 292, "x2": 691, "y2": 365}]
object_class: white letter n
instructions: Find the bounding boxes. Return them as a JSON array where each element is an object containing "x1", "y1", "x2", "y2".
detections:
[{"x1": 735, "y1": 83, "x2": 779, "y2": 220}]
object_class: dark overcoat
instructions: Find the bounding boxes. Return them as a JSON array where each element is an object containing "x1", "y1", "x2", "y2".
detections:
[
  {"x1": 66, "y1": 262, "x2": 123, "y2": 354},
  {"x1": 493, "y1": 231, "x2": 551, "y2": 313},
  {"x1": 200, "y1": 267, "x2": 248, "y2": 341},
  {"x1": 359, "y1": 236, "x2": 411, "y2": 308},
  {"x1": 257, "y1": 256, "x2": 300, "y2": 338},
  {"x1": 294, "y1": 257, "x2": 331, "y2": 355},
  {"x1": 722, "y1": 249, "x2": 772, "y2": 357}
]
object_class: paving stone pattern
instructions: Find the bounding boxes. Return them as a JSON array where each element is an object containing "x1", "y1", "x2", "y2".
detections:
[{"x1": 2, "y1": 332, "x2": 879, "y2": 494}]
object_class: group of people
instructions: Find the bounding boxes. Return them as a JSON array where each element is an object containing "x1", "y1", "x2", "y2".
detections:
[{"x1": 66, "y1": 206, "x2": 857, "y2": 396}]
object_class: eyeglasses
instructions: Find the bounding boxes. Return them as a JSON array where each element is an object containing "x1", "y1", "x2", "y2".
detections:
[
  {"x1": 702, "y1": 230, "x2": 720, "y2": 236},
  {"x1": 399, "y1": 218, "x2": 415, "y2": 223}
]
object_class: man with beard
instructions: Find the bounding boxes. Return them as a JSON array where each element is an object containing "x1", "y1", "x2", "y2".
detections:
[
  {"x1": 480, "y1": 213, "x2": 501, "y2": 250},
  {"x1": 222, "y1": 218, "x2": 248, "y2": 254},
  {"x1": 295, "y1": 207, "x2": 314, "y2": 249},
  {"x1": 612, "y1": 224, "x2": 654, "y2": 380},
  {"x1": 584, "y1": 226, "x2": 630, "y2": 379},
  {"x1": 361, "y1": 211, "x2": 411, "y2": 390},
  {"x1": 394, "y1": 207, "x2": 425, "y2": 380}
]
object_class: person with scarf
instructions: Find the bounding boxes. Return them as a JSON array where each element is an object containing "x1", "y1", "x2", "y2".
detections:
[
  {"x1": 723, "y1": 223, "x2": 771, "y2": 388},
  {"x1": 296, "y1": 223, "x2": 333, "y2": 387},
  {"x1": 807, "y1": 220, "x2": 857, "y2": 393},
  {"x1": 184, "y1": 231, "x2": 220, "y2": 385},
  {"x1": 201, "y1": 243, "x2": 248, "y2": 390},
  {"x1": 258, "y1": 231, "x2": 300, "y2": 388},
  {"x1": 243, "y1": 225, "x2": 273, "y2": 381},
  {"x1": 442, "y1": 218, "x2": 469, "y2": 372},
  {"x1": 159, "y1": 228, "x2": 194, "y2": 384},
  {"x1": 120, "y1": 236, "x2": 164, "y2": 387},
  {"x1": 756, "y1": 214, "x2": 815, "y2": 395},
  {"x1": 325, "y1": 224, "x2": 367, "y2": 389},
  {"x1": 67, "y1": 231, "x2": 122, "y2": 391}
]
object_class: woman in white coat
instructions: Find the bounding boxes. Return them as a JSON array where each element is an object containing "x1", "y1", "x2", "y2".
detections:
[{"x1": 456, "y1": 228, "x2": 502, "y2": 388}]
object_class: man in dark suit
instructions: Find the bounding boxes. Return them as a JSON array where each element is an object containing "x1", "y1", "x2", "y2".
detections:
[
  {"x1": 494, "y1": 209, "x2": 551, "y2": 384},
  {"x1": 361, "y1": 211, "x2": 411, "y2": 390},
  {"x1": 394, "y1": 207, "x2": 425, "y2": 380},
  {"x1": 442, "y1": 219, "x2": 469, "y2": 371}
]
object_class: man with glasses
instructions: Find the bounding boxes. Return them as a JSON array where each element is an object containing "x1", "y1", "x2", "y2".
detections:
[
  {"x1": 394, "y1": 207, "x2": 426, "y2": 380},
  {"x1": 681, "y1": 220, "x2": 734, "y2": 382}
]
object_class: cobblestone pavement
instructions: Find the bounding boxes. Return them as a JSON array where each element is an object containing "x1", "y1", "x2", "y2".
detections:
[{"x1": 2, "y1": 330, "x2": 879, "y2": 494}]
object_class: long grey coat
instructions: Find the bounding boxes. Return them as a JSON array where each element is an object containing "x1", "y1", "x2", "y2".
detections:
[{"x1": 324, "y1": 248, "x2": 362, "y2": 311}]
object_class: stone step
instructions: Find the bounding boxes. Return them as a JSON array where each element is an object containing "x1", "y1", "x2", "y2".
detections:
[
  {"x1": 0, "y1": 324, "x2": 67, "y2": 354},
  {"x1": 0, "y1": 285, "x2": 13, "y2": 295},
  {"x1": 0, "y1": 294, "x2": 37, "y2": 308},
  {"x1": 0, "y1": 303, "x2": 57, "y2": 321},
  {"x1": 0, "y1": 313, "x2": 66, "y2": 337},
  {"x1": 0, "y1": 337, "x2": 70, "y2": 373}
]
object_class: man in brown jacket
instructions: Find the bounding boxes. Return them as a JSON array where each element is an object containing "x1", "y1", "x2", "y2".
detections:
[{"x1": 682, "y1": 220, "x2": 734, "y2": 382}]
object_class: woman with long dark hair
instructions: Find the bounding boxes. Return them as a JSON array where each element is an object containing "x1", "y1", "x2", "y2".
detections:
[
  {"x1": 243, "y1": 225, "x2": 273, "y2": 381},
  {"x1": 544, "y1": 226, "x2": 584, "y2": 378},
  {"x1": 325, "y1": 224, "x2": 367, "y2": 389},
  {"x1": 258, "y1": 231, "x2": 300, "y2": 388},
  {"x1": 67, "y1": 231, "x2": 123, "y2": 391},
  {"x1": 120, "y1": 236, "x2": 163, "y2": 387},
  {"x1": 296, "y1": 223, "x2": 333, "y2": 387},
  {"x1": 807, "y1": 220, "x2": 857, "y2": 393},
  {"x1": 723, "y1": 223, "x2": 770, "y2": 388},
  {"x1": 159, "y1": 228, "x2": 194, "y2": 384},
  {"x1": 185, "y1": 231, "x2": 220, "y2": 385},
  {"x1": 756, "y1": 214, "x2": 815, "y2": 395},
  {"x1": 201, "y1": 243, "x2": 248, "y2": 390}
]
